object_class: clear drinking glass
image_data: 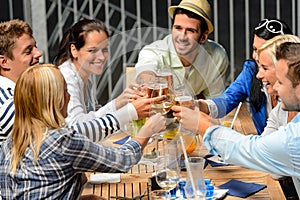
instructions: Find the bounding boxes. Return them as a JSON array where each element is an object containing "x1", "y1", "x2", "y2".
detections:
[
  {"x1": 184, "y1": 157, "x2": 206, "y2": 200},
  {"x1": 173, "y1": 84, "x2": 196, "y2": 110},
  {"x1": 156, "y1": 67, "x2": 173, "y2": 89},
  {"x1": 155, "y1": 139, "x2": 181, "y2": 192},
  {"x1": 148, "y1": 77, "x2": 173, "y2": 115}
]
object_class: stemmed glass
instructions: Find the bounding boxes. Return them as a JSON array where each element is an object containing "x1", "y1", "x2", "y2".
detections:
[{"x1": 155, "y1": 139, "x2": 181, "y2": 194}]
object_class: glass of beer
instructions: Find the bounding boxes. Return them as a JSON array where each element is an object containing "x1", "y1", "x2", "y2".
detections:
[
  {"x1": 174, "y1": 95, "x2": 195, "y2": 110},
  {"x1": 156, "y1": 67, "x2": 173, "y2": 89},
  {"x1": 148, "y1": 77, "x2": 173, "y2": 115}
]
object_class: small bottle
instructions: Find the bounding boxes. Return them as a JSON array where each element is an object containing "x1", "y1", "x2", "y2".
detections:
[
  {"x1": 178, "y1": 180, "x2": 187, "y2": 199},
  {"x1": 205, "y1": 184, "x2": 215, "y2": 199},
  {"x1": 204, "y1": 179, "x2": 211, "y2": 185},
  {"x1": 170, "y1": 186, "x2": 177, "y2": 199}
]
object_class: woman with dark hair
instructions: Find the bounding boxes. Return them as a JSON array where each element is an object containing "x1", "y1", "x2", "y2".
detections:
[
  {"x1": 198, "y1": 18, "x2": 292, "y2": 135},
  {"x1": 54, "y1": 19, "x2": 150, "y2": 127}
]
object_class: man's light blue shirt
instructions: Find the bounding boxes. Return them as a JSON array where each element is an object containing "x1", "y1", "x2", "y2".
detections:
[{"x1": 203, "y1": 113, "x2": 300, "y2": 197}]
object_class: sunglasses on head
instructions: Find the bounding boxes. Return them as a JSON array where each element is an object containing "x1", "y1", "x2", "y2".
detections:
[{"x1": 254, "y1": 19, "x2": 284, "y2": 35}]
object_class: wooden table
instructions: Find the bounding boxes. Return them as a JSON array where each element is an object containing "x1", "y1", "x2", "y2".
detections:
[
  {"x1": 82, "y1": 102, "x2": 285, "y2": 199},
  {"x1": 220, "y1": 103, "x2": 257, "y2": 135}
]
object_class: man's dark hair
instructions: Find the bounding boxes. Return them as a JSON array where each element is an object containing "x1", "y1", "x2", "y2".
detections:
[{"x1": 172, "y1": 8, "x2": 208, "y2": 34}]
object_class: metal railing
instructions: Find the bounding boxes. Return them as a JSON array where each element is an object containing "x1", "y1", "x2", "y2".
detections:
[{"x1": 1, "y1": 0, "x2": 299, "y2": 104}]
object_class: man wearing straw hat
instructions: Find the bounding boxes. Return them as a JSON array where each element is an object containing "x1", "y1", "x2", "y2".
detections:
[{"x1": 135, "y1": 0, "x2": 229, "y2": 99}]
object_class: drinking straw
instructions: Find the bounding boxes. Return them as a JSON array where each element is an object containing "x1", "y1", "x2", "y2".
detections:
[
  {"x1": 230, "y1": 102, "x2": 242, "y2": 129},
  {"x1": 178, "y1": 125, "x2": 197, "y2": 195}
]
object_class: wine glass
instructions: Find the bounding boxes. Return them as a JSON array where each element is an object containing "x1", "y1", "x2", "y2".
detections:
[{"x1": 155, "y1": 139, "x2": 181, "y2": 192}]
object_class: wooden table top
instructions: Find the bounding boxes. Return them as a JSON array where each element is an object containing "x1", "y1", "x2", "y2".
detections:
[{"x1": 82, "y1": 102, "x2": 285, "y2": 199}]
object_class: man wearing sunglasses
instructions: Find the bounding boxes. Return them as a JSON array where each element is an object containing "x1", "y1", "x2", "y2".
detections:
[{"x1": 135, "y1": 0, "x2": 229, "y2": 99}]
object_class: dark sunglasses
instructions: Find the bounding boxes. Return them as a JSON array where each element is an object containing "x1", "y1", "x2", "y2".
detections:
[{"x1": 254, "y1": 19, "x2": 284, "y2": 35}]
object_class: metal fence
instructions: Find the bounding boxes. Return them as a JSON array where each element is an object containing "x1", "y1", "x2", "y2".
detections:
[{"x1": 1, "y1": 0, "x2": 299, "y2": 104}]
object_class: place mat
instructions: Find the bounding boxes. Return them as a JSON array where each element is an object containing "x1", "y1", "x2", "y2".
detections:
[
  {"x1": 218, "y1": 179, "x2": 266, "y2": 198},
  {"x1": 113, "y1": 135, "x2": 131, "y2": 145},
  {"x1": 204, "y1": 154, "x2": 231, "y2": 167}
]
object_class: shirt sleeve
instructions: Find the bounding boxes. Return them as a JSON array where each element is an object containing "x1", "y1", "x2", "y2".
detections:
[
  {"x1": 59, "y1": 130, "x2": 143, "y2": 173},
  {"x1": 111, "y1": 103, "x2": 138, "y2": 127},
  {"x1": 0, "y1": 99, "x2": 15, "y2": 144},
  {"x1": 94, "y1": 99, "x2": 116, "y2": 116},
  {"x1": 210, "y1": 60, "x2": 255, "y2": 117},
  {"x1": 203, "y1": 124, "x2": 299, "y2": 177},
  {"x1": 135, "y1": 45, "x2": 161, "y2": 76},
  {"x1": 71, "y1": 114, "x2": 120, "y2": 142},
  {"x1": 205, "y1": 99, "x2": 219, "y2": 118}
]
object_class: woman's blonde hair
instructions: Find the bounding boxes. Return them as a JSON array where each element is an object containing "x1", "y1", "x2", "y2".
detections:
[
  {"x1": 10, "y1": 64, "x2": 66, "y2": 174},
  {"x1": 258, "y1": 34, "x2": 300, "y2": 66}
]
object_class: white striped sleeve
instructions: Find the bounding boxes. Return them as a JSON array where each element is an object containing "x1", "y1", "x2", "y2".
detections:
[
  {"x1": 71, "y1": 114, "x2": 120, "y2": 142},
  {"x1": 0, "y1": 99, "x2": 15, "y2": 145}
]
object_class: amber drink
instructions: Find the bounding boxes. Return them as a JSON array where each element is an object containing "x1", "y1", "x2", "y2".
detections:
[
  {"x1": 147, "y1": 84, "x2": 169, "y2": 98},
  {"x1": 174, "y1": 95, "x2": 195, "y2": 109},
  {"x1": 147, "y1": 81, "x2": 172, "y2": 115},
  {"x1": 158, "y1": 72, "x2": 173, "y2": 88}
]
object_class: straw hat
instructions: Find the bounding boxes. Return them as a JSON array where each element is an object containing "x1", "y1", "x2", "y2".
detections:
[{"x1": 168, "y1": 0, "x2": 214, "y2": 33}]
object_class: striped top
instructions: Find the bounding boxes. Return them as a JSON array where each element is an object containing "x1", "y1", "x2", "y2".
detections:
[
  {"x1": 59, "y1": 59, "x2": 138, "y2": 127},
  {"x1": 0, "y1": 76, "x2": 122, "y2": 145},
  {"x1": 0, "y1": 76, "x2": 15, "y2": 145}
]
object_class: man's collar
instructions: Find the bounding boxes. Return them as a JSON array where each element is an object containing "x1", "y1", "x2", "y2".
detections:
[{"x1": 0, "y1": 75, "x2": 16, "y2": 90}]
